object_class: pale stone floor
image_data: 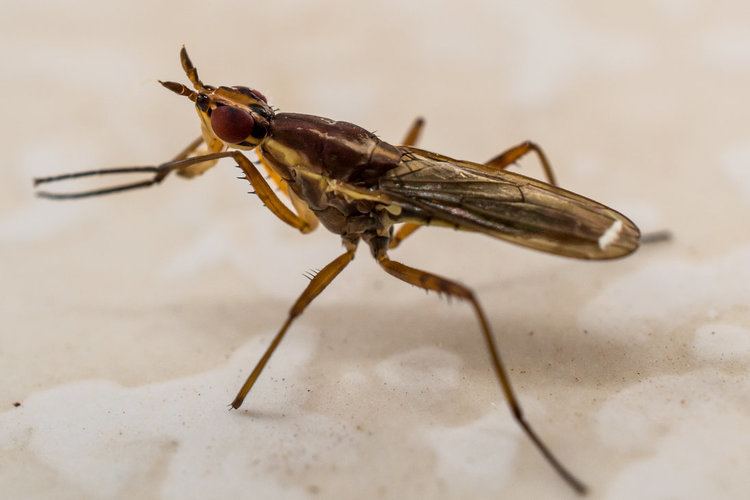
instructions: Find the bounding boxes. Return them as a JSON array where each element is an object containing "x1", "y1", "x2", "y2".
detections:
[{"x1": 2, "y1": 2, "x2": 749, "y2": 499}]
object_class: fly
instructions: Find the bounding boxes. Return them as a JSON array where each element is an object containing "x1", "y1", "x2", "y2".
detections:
[{"x1": 33, "y1": 47, "x2": 647, "y2": 495}]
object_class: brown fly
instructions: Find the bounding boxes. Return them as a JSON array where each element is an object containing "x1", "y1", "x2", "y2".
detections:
[{"x1": 33, "y1": 47, "x2": 645, "y2": 495}]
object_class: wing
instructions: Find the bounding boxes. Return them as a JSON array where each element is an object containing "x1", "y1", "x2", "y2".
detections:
[{"x1": 379, "y1": 147, "x2": 640, "y2": 260}]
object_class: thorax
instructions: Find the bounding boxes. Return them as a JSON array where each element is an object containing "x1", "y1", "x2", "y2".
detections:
[{"x1": 258, "y1": 113, "x2": 402, "y2": 237}]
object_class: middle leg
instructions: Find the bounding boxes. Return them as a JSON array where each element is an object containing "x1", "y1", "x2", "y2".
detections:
[
  {"x1": 390, "y1": 140, "x2": 559, "y2": 250},
  {"x1": 390, "y1": 117, "x2": 426, "y2": 249}
]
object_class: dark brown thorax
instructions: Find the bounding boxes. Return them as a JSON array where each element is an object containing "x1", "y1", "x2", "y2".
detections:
[
  {"x1": 259, "y1": 113, "x2": 402, "y2": 237},
  {"x1": 261, "y1": 113, "x2": 401, "y2": 185}
]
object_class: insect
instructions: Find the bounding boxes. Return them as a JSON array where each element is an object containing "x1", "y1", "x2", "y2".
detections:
[{"x1": 34, "y1": 47, "x2": 643, "y2": 495}]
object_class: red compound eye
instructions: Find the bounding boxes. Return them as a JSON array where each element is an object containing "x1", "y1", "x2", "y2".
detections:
[
  {"x1": 251, "y1": 89, "x2": 267, "y2": 103},
  {"x1": 210, "y1": 106, "x2": 255, "y2": 143}
]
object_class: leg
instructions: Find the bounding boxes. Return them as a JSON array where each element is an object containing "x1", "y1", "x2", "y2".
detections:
[
  {"x1": 641, "y1": 229, "x2": 672, "y2": 244},
  {"x1": 35, "y1": 151, "x2": 315, "y2": 233},
  {"x1": 485, "y1": 143, "x2": 671, "y2": 245},
  {"x1": 389, "y1": 222, "x2": 421, "y2": 249},
  {"x1": 401, "y1": 116, "x2": 425, "y2": 147},
  {"x1": 176, "y1": 123, "x2": 226, "y2": 179},
  {"x1": 375, "y1": 253, "x2": 587, "y2": 494},
  {"x1": 256, "y1": 149, "x2": 319, "y2": 233},
  {"x1": 155, "y1": 130, "x2": 225, "y2": 180},
  {"x1": 230, "y1": 244, "x2": 357, "y2": 408},
  {"x1": 391, "y1": 140, "x2": 558, "y2": 250},
  {"x1": 389, "y1": 117, "x2": 426, "y2": 249},
  {"x1": 182, "y1": 151, "x2": 314, "y2": 233},
  {"x1": 176, "y1": 136, "x2": 318, "y2": 232},
  {"x1": 171, "y1": 135, "x2": 204, "y2": 162},
  {"x1": 287, "y1": 189, "x2": 319, "y2": 233},
  {"x1": 485, "y1": 141, "x2": 558, "y2": 187}
]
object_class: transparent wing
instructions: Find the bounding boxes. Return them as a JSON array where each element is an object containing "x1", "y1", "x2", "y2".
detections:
[{"x1": 379, "y1": 147, "x2": 640, "y2": 260}]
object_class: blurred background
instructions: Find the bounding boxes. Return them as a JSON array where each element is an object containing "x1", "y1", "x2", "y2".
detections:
[{"x1": 2, "y1": 1, "x2": 749, "y2": 499}]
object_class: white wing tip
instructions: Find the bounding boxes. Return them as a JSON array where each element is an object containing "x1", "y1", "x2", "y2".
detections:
[{"x1": 598, "y1": 220, "x2": 623, "y2": 250}]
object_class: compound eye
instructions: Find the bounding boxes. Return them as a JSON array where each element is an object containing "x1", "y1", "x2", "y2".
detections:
[
  {"x1": 250, "y1": 89, "x2": 268, "y2": 103},
  {"x1": 210, "y1": 106, "x2": 255, "y2": 143}
]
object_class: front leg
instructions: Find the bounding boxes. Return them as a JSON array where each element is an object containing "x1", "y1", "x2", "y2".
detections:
[
  {"x1": 223, "y1": 151, "x2": 315, "y2": 233},
  {"x1": 176, "y1": 123, "x2": 226, "y2": 178},
  {"x1": 177, "y1": 136, "x2": 319, "y2": 233},
  {"x1": 35, "y1": 150, "x2": 315, "y2": 234},
  {"x1": 170, "y1": 151, "x2": 316, "y2": 234},
  {"x1": 256, "y1": 149, "x2": 319, "y2": 233}
]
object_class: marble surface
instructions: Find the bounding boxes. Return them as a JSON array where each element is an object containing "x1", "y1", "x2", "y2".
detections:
[{"x1": 2, "y1": 1, "x2": 750, "y2": 499}]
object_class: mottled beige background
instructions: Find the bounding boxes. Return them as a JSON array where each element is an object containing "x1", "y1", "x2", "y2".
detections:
[{"x1": 2, "y1": 1, "x2": 750, "y2": 499}]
